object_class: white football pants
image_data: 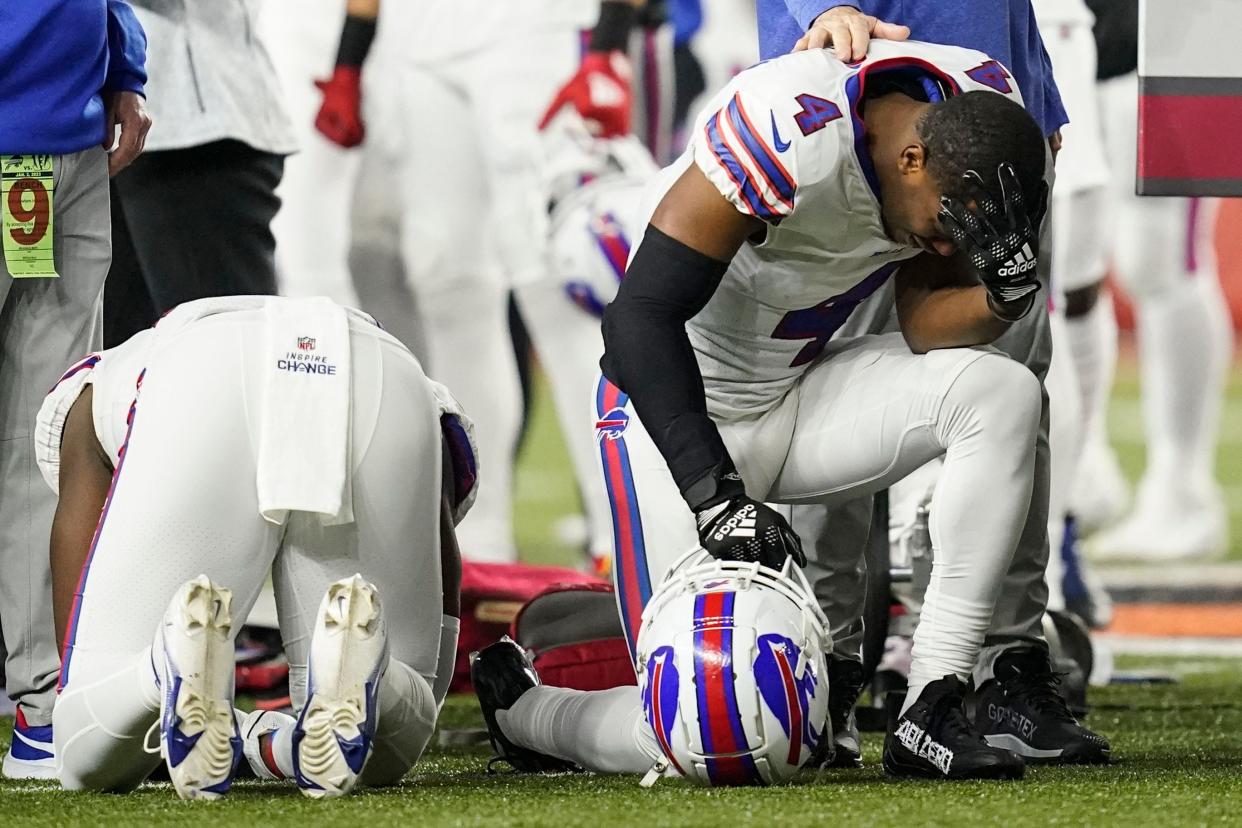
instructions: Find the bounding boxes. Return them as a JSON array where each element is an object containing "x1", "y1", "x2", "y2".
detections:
[
  {"x1": 54, "y1": 313, "x2": 447, "y2": 791},
  {"x1": 504, "y1": 335, "x2": 1038, "y2": 774}
]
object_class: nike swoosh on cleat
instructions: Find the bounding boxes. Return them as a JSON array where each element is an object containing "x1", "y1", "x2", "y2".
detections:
[
  {"x1": 770, "y1": 111, "x2": 791, "y2": 153},
  {"x1": 336, "y1": 732, "x2": 371, "y2": 775}
]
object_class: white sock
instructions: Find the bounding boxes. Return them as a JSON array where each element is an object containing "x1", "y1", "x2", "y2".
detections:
[
  {"x1": 430, "y1": 615, "x2": 460, "y2": 709},
  {"x1": 359, "y1": 658, "x2": 438, "y2": 787},
  {"x1": 904, "y1": 356, "x2": 1040, "y2": 715},
  {"x1": 1136, "y1": 272, "x2": 1233, "y2": 490},
  {"x1": 1064, "y1": 295, "x2": 1118, "y2": 440},
  {"x1": 54, "y1": 647, "x2": 162, "y2": 792},
  {"x1": 496, "y1": 686, "x2": 654, "y2": 774}
]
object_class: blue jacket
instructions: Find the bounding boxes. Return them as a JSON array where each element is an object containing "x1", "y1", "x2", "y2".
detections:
[
  {"x1": 756, "y1": 0, "x2": 1066, "y2": 136},
  {"x1": 0, "y1": 1, "x2": 147, "y2": 154}
]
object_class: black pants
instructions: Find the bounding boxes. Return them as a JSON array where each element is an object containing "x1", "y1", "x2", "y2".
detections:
[{"x1": 104, "y1": 140, "x2": 285, "y2": 347}]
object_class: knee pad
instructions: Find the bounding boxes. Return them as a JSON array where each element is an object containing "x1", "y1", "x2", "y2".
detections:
[{"x1": 946, "y1": 353, "x2": 1042, "y2": 445}]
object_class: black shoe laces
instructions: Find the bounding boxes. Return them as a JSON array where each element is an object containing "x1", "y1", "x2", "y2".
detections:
[
  {"x1": 1005, "y1": 664, "x2": 1077, "y2": 723},
  {"x1": 929, "y1": 690, "x2": 983, "y2": 746}
]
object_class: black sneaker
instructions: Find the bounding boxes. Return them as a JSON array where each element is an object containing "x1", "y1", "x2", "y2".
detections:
[
  {"x1": 973, "y1": 646, "x2": 1111, "y2": 765},
  {"x1": 825, "y1": 657, "x2": 864, "y2": 768},
  {"x1": 470, "y1": 637, "x2": 579, "y2": 773},
  {"x1": 883, "y1": 675, "x2": 1025, "y2": 780}
]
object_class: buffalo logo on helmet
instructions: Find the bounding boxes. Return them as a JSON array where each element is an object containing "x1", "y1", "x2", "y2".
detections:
[
  {"x1": 753, "y1": 633, "x2": 821, "y2": 764},
  {"x1": 641, "y1": 645, "x2": 684, "y2": 775},
  {"x1": 595, "y1": 407, "x2": 630, "y2": 440}
]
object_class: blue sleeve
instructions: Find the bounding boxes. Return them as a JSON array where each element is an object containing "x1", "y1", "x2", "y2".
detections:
[
  {"x1": 785, "y1": 1, "x2": 876, "y2": 30},
  {"x1": 104, "y1": 1, "x2": 147, "y2": 95}
]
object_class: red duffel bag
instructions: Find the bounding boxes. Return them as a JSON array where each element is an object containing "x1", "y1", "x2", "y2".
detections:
[
  {"x1": 453, "y1": 560, "x2": 602, "y2": 692},
  {"x1": 510, "y1": 582, "x2": 636, "y2": 691}
]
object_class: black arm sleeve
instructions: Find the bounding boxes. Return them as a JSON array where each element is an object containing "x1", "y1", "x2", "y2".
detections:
[
  {"x1": 600, "y1": 225, "x2": 746, "y2": 511},
  {"x1": 335, "y1": 14, "x2": 377, "y2": 67},
  {"x1": 589, "y1": 0, "x2": 638, "y2": 52}
]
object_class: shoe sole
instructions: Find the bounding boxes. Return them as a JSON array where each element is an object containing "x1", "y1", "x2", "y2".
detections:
[
  {"x1": 2, "y1": 752, "x2": 58, "y2": 780},
  {"x1": 160, "y1": 576, "x2": 240, "y2": 801},
  {"x1": 297, "y1": 576, "x2": 386, "y2": 799},
  {"x1": 883, "y1": 752, "x2": 1025, "y2": 781},
  {"x1": 985, "y1": 733, "x2": 1111, "y2": 765}
]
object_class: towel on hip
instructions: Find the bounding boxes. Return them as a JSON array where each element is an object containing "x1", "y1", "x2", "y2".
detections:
[{"x1": 257, "y1": 296, "x2": 354, "y2": 526}]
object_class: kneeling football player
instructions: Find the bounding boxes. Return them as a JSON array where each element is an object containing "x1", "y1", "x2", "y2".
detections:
[
  {"x1": 44, "y1": 296, "x2": 474, "y2": 799},
  {"x1": 474, "y1": 39, "x2": 1111, "y2": 783}
]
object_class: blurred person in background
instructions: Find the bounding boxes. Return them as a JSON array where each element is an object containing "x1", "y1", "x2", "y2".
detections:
[
  {"x1": 103, "y1": 0, "x2": 296, "y2": 347},
  {"x1": 258, "y1": 0, "x2": 361, "y2": 306},
  {"x1": 1076, "y1": 0, "x2": 1233, "y2": 562},
  {"x1": 0, "y1": 0, "x2": 149, "y2": 779}
]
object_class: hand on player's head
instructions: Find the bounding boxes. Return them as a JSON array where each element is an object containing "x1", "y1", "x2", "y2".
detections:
[{"x1": 794, "y1": 7, "x2": 911, "y2": 62}]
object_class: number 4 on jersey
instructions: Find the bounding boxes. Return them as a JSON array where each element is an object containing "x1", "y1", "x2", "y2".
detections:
[{"x1": 793, "y1": 94, "x2": 843, "y2": 136}]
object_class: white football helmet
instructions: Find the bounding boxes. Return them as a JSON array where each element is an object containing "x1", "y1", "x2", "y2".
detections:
[
  {"x1": 634, "y1": 549, "x2": 832, "y2": 787},
  {"x1": 544, "y1": 109, "x2": 657, "y2": 318}
]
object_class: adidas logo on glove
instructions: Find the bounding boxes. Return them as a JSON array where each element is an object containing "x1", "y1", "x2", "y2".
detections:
[
  {"x1": 712, "y1": 503, "x2": 758, "y2": 542},
  {"x1": 998, "y1": 243, "x2": 1037, "y2": 277}
]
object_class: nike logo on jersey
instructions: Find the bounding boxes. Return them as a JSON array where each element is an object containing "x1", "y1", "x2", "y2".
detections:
[{"x1": 770, "y1": 112, "x2": 791, "y2": 153}]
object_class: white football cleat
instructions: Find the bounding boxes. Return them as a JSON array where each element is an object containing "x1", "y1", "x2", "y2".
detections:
[
  {"x1": 154, "y1": 575, "x2": 242, "y2": 800},
  {"x1": 294, "y1": 574, "x2": 389, "y2": 799},
  {"x1": 1088, "y1": 481, "x2": 1227, "y2": 561}
]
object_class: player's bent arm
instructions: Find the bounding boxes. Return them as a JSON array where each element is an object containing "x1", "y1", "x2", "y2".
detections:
[
  {"x1": 50, "y1": 386, "x2": 114, "y2": 652},
  {"x1": 601, "y1": 164, "x2": 762, "y2": 508},
  {"x1": 894, "y1": 252, "x2": 1027, "y2": 354},
  {"x1": 439, "y1": 440, "x2": 462, "y2": 620}
]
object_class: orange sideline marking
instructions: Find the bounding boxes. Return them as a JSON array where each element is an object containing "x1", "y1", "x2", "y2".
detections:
[{"x1": 1107, "y1": 603, "x2": 1242, "y2": 637}]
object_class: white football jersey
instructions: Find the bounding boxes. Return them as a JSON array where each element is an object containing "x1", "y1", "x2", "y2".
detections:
[{"x1": 647, "y1": 40, "x2": 1028, "y2": 419}]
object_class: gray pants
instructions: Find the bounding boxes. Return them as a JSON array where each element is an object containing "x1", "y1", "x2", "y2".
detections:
[{"x1": 0, "y1": 147, "x2": 111, "y2": 725}]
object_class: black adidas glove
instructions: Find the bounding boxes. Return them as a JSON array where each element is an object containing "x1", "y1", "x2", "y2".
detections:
[
  {"x1": 695, "y1": 496, "x2": 806, "y2": 570},
  {"x1": 939, "y1": 163, "x2": 1048, "y2": 319}
]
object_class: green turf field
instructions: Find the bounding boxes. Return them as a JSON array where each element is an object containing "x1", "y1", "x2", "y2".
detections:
[
  {"x1": 3, "y1": 655, "x2": 1241, "y2": 826},
  {"x1": 5, "y1": 355, "x2": 1242, "y2": 822}
]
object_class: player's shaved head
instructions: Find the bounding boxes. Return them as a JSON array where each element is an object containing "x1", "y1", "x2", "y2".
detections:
[{"x1": 917, "y1": 91, "x2": 1046, "y2": 211}]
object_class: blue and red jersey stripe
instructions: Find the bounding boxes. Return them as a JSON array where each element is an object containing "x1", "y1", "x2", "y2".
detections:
[
  {"x1": 705, "y1": 112, "x2": 781, "y2": 221},
  {"x1": 725, "y1": 94, "x2": 795, "y2": 210},
  {"x1": 49, "y1": 353, "x2": 101, "y2": 393}
]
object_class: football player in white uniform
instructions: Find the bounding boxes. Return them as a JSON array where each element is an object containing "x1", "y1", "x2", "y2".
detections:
[
  {"x1": 475, "y1": 40, "x2": 1108, "y2": 782},
  {"x1": 44, "y1": 296, "x2": 473, "y2": 799}
]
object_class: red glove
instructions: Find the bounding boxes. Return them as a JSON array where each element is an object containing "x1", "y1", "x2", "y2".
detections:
[
  {"x1": 314, "y1": 66, "x2": 364, "y2": 148},
  {"x1": 539, "y1": 51, "x2": 632, "y2": 138}
]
